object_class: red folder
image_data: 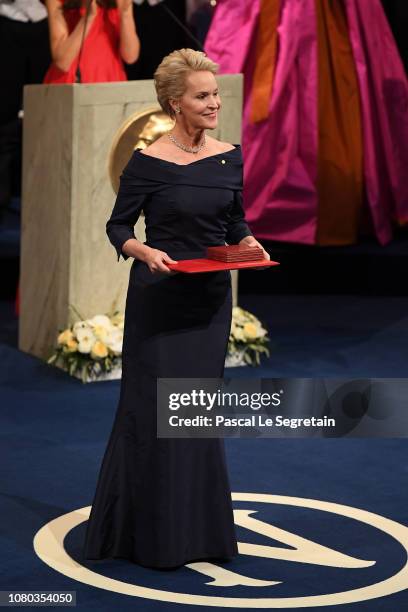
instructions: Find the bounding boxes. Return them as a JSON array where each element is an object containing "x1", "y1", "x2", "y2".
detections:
[{"x1": 167, "y1": 258, "x2": 279, "y2": 273}]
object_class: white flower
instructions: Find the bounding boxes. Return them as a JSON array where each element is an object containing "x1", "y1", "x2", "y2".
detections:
[
  {"x1": 78, "y1": 337, "x2": 95, "y2": 354},
  {"x1": 233, "y1": 326, "x2": 245, "y2": 341},
  {"x1": 92, "y1": 325, "x2": 111, "y2": 343},
  {"x1": 232, "y1": 306, "x2": 244, "y2": 317},
  {"x1": 87, "y1": 314, "x2": 112, "y2": 329},
  {"x1": 110, "y1": 312, "x2": 125, "y2": 328},
  {"x1": 105, "y1": 328, "x2": 123, "y2": 356},
  {"x1": 109, "y1": 340, "x2": 123, "y2": 356},
  {"x1": 85, "y1": 314, "x2": 115, "y2": 343},
  {"x1": 255, "y1": 326, "x2": 267, "y2": 338},
  {"x1": 76, "y1": 326, "x2": 96, "y2": 344}
]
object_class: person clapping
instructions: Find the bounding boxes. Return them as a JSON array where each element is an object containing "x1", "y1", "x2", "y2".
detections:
[{"x1": 43, "y1": 0, "x2": 140, "y2": 83}]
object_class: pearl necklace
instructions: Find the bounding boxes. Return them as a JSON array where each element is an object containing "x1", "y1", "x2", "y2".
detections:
[{"x1": 167, "y1": 132, "x2": 206, "y2": 154}]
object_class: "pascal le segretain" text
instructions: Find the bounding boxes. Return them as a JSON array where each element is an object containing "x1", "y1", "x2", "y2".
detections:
[{"x1": 169, "y1": 415, "x2": 336, "y2": 429}]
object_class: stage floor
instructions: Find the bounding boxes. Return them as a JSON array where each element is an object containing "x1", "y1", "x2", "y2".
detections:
[{"x1": 1, "y1": 295, "x2": 408, "y2": 610}]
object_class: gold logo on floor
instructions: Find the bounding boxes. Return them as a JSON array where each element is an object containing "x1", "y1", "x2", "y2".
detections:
[{"x1": 33, "y1": 493, "x2": 408, "y2": 607}]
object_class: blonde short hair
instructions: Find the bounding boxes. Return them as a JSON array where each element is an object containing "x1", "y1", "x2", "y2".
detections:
[{"x1": 154, "y1": 48, "x2": 219, "y2": 118}]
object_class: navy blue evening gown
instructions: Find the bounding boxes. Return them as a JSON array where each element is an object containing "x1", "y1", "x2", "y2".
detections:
[{"x1": 83, "y1": 144, "x2": 253, "y2": 568}]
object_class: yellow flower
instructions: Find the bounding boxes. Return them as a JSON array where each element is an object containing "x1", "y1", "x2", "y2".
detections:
[
  {"x1": 65, "y1": 338, "x2": 78, "y2": 353},
  {"x1": 91, "y1": 341, "x2": 108, "y2": 360},
  {"x1": 243, "y1": 322, "x2": 258, "y2": 340},
  {"x1": 57, "y1": 329, "x2": 74, "y2": 345}
]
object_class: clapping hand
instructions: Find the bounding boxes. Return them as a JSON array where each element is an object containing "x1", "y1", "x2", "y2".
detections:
[
  {"x1": 85, "y1": 0, "x2": 98, "y2": 19},
  {"x1": 116, "y1": 0, "x2": 133, "y2": 15}
]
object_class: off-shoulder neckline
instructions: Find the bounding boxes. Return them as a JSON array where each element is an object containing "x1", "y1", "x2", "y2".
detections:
[{"x1": 135, "y1": 144, "x2": 240, "y2": 167}]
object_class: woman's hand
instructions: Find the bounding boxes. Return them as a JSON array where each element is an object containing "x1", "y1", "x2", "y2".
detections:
[
  {"x1": 142, "y1": 247, "x2": 178, "y2": 275},
  {"x1": 45, "y1": 0, "x2": 97, "y2": 72},
  {"x1": 117, "y1": 0, "x2": 140, "y2": 64},
  {"x1": 116, "y1": 0, "x2": 133, "y2": 15},
  {"x1": 239, "y1": 235, "x2": 270, "y2": 260},
  {"x1": 239, "y1": 235, "x2": 271, "y2": 270},
  {"x1": 87, "y1": 0, "x2": 98, "y2": 20}
]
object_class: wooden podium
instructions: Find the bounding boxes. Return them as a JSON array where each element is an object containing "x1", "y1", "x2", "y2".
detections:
[{"x1": 18, "y1": 77, "x2": 243, "y2": 360}]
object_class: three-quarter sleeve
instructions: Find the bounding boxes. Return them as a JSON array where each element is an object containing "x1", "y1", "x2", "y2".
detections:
[
  {"x1": 106, "y1": 166, "x2": 147, "y2": 262},
  {"x1": 225, "y1": 189, "x2": 253, "y2": 245}
]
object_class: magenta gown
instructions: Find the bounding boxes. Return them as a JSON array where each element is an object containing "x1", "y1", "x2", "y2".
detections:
[{"x1": 205, "y1": 0, "x2": 408, "y2": 246}]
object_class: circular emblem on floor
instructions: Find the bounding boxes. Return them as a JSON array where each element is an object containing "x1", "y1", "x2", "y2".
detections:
[{"x1": 33, "y1": 493, "x2": 408, "y2": 607}]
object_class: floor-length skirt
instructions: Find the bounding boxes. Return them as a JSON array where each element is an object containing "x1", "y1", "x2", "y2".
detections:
[{"x1": 83, "y1": 257, "x2": 238, "y2": 568}]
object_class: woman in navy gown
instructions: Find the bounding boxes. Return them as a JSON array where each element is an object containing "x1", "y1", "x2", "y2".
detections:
[{"x1": 83, "y1": 48, "x2": 269, "y2": 569}]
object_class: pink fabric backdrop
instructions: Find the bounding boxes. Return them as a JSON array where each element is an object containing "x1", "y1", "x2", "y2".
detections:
[{"x1": 205, "y1": 0, "x2": 408, "y2": 245}]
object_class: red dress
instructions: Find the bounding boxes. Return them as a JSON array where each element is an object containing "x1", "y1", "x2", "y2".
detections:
[
  {"x1": 15, "y1": 3, "x2": 126, "y2": 316},
  {"x1": 43, "y1": 1, "x2": 127, "y2": 84}
]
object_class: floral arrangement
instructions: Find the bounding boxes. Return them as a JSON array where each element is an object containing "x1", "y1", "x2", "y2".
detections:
[
  {"x1": 48, "y1": 305, "x2": 270, "y2": 382},
  {"x1": 47, "y1": 310, "x2": 124, "y2": 383},
  {"x1": 227, "y1": 306, "x2": 270, "y2": 366}
]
